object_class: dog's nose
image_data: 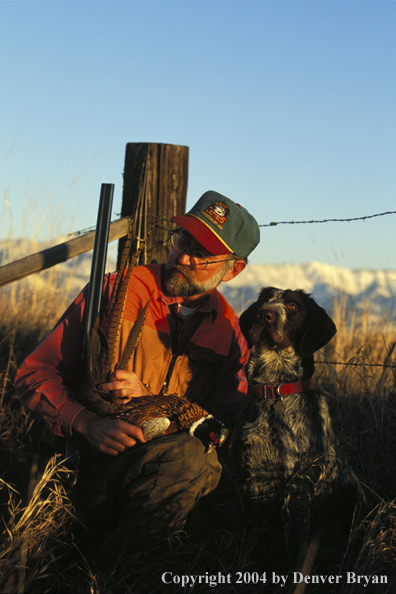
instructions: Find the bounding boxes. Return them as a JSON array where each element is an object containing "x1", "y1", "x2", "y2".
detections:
[{"x1": 257, "y1": 307, "x2": 277, "y2": 324}]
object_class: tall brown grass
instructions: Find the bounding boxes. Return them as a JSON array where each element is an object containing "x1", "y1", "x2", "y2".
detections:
[{"x1": 0, "y1": 245, "x2": 396, "y2": 592}]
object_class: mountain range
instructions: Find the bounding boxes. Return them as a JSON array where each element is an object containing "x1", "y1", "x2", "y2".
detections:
[
  {"x1": 219, "y1": 261, "x2": 396, "y2": 318},
  {"x1": 1, "y1": 240, "x2": 395, "y2": 319}
]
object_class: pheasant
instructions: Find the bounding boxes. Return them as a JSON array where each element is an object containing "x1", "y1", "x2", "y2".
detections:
[{"x1": 72, "y1": 221, "x2": 229, "y2": 453}]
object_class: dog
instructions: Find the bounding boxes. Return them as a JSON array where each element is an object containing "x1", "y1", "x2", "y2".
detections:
[{"x1": 232, "y1": 287, "x2": 365, "y2": 568}]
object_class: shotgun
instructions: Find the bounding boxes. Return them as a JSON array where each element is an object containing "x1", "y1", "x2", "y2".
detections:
[
  {"x1": 82, "y1": 183, "x2": 114, "y2": 366},
  {"x1": 64, "y1": 183, "x2": 114, "y2": 488}
]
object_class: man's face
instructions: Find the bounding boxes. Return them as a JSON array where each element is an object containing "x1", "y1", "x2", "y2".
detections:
[{"x1": 165, "y1": 230, "x2": 233, "y2": 297}]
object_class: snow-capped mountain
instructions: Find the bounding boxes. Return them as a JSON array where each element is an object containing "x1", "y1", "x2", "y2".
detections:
[
  {"x1": 1, "y1": 240, "x2": 395, "y2": 319},
  {"x1": 218, "y1": 261, "x2": 396, "y2": 317}
]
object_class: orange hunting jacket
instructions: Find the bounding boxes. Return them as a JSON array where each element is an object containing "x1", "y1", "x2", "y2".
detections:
[{"x1": 15, "y1": 265, "x2": 249, "y2": 438}]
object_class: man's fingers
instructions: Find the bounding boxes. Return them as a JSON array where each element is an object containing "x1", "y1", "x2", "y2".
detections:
[
  {"x1": 103, "y1": 383, "x2": 142, "y2": 394},
  {"x1": 105, "y1": 430, "x2": 136, "y2": 449},
  {"x1": 73, "y1": 411, "x2": 146, "y2": 455},
  {"x1": 105, "y1": 370, "x2": 140, "y2": 385},
  {"x1": 100, "y1": 435, "x2": 135, "y2": 454},
  {"x1": 96, "y1": 428, "x2": 138, "y2": 455},
  {"x1": 98, "y1": 380, "x2": 144, "y2": 395},
  {"x1": 113, "y1": 395, "x2": 133, "y2": 405},
  {"x1": 99, "y1": 379, "x2": 123, "y2": 392},
  {"x1": 98, "y1": 370, "x2": 150, "y2": 399},
  {"x1": 110, "y1": 369, "x2": 135, "y2": 381},
  {"x1": 99, "y1": 443, "x2": 125, "y2": 456},
  {"x1": 113, "y1": 390, "x2": 143, "y2": 402},
  {"x1": 115, "y1": 420, "x2": 145, "y2": 443},
  {"x1": 99, "y1": 382, "x2": 144, "y2": 404},
  {"x1": 105, "y1": 419, "x2": 145, "y2": 444}
]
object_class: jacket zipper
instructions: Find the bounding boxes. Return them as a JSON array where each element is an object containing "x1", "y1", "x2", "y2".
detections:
[{"x1": 159, "y1": 353, "x2": 177, "y2": 395}]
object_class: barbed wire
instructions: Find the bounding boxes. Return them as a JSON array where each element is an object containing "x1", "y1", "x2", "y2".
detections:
[
  {"x1": 68, "y1": 209, "x2": 396, "y2": 237},
  {"x1": 163, "y1": 210, "x2": 396, "y2": 229},
  {"x1": 315, "y1": 360, "x2": 395, "y2": 369},
  {"x1": 260, "y1": 210, "x2": 396, "y2": 227}
]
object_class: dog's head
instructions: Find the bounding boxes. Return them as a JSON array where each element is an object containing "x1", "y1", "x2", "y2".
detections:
[{"x1": 239, "y1": 287, "x2": 336, "y2": 357}]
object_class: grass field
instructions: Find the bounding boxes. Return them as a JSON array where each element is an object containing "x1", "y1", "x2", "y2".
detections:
[{"x1": 0, "y1": 253, "x2": 396, "y2": 593}]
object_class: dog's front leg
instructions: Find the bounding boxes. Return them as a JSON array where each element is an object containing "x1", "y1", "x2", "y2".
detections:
[{"x1": 282, "y1": 474, "x2": 315, "y2": 570}]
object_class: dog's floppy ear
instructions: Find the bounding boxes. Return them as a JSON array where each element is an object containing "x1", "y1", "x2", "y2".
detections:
[
  {"x1": 300, "y1": 298, "x2": 337, "y2": 357},
  {"x1": 239, "y1": 301, "x2": 262, "y2": 348}
]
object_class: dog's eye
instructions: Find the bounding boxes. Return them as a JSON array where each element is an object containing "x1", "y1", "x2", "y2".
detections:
[{"x1": 287, "y1": 302, "x2": 298, "y2": 310}]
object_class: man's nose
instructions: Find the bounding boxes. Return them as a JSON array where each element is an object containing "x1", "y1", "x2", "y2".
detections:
[{"x1": 176, "y1": 251, "x2": 193, "y2": 267}]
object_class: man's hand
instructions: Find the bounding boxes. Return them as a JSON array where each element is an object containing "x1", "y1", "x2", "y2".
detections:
[
  {"x1": 98, "y1": 369, "x2": 150, "y2": 405},
  {"x1": 72, "y1": 409, "x2": 145, "y2": 455}
]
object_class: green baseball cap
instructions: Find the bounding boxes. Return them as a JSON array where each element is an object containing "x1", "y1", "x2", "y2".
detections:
[{"x1": 171, "y1": 191, "x2": 260, "y2": 258}]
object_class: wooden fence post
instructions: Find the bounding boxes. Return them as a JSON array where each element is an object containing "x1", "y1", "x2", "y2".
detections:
[{"x1": 118, "y1": 143, "x2": 189, "y2": 267}]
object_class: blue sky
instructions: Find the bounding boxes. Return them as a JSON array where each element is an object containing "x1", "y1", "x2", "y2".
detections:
[{"x1": 1, "y1": 0, "x2": 396, "y2": 269}]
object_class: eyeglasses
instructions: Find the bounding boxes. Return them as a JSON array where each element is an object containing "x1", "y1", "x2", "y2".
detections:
[{"x1": 170, "y1": 231, "x2": 234, "y2": 271}]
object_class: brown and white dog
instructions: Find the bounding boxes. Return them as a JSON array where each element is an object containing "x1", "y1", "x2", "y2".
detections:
[{"x1": 232, "y1": 287, "x2": 364, "y2": 566}]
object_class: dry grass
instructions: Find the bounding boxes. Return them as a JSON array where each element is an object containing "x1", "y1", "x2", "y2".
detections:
[
  {"x1": 339, "y1": 500, "x2": 396, "y2": 593},
  {"x1": 0, "y1": 457, "x2": 96, "y2": 594},
  {"x1": 0, "y1": 249, "x2": 396, "y2": 592},
  {"x1": 314, "y1": 295, "x2": 396, "y2": 504},
  {"x1": 318, "y1": 293, "x2": 396, "y2": 399}
]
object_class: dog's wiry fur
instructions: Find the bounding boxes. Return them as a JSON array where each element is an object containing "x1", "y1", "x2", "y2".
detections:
[{"x1": 232, "y1": 287, "x2": 365, "y2": 567}]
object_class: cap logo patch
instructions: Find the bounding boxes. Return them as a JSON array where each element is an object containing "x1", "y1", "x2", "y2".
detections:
[{"x1": 201, "y1": 201, "x2": 229, "y2": 230}]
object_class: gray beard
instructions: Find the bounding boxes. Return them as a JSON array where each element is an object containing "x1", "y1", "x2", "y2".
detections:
[{"x1": 164, "y1": 264, "x2": 228, "y2": 297}]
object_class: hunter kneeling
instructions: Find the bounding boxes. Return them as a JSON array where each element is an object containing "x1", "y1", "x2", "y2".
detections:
[{"x1": 14, "y1": 191, "x2": 260, "y2": 567}]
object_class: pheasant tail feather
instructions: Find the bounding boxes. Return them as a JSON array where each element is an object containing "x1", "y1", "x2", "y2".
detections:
[
  {"x1": 103, "y1": 217, "x2": 158, "y2": 373},
  {"x1": 116, "y1": 292, "x2": 154, "y2": 371}
]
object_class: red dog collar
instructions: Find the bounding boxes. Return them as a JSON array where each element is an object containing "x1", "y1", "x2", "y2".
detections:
[{"x1": 254, "y1": 379, "x2": 314, "y2": 400}]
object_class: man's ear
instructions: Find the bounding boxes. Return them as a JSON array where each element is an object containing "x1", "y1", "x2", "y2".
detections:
[{"x1": 221, "y1": 260, "x2": 247, "y2": 283}]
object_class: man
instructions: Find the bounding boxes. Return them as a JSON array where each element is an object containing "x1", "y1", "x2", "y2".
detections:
[{"x1": 15, "y1": 190, "x2": 260, "y2": 564}]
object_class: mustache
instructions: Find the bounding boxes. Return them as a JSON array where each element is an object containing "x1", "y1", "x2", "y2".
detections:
[
  {"x1": 165, "y1": 263, "x2": 191, "y2": 275},
  {"x1": 166, "y1": 262, "x2": 189, "y2": 270},
  {"x1": 165, "y1": 263, "x2": 197, "y2": 286}
]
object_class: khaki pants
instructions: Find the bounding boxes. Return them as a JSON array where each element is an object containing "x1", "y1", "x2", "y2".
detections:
[{"x1": 74, "y1": 432, "x2": 222, "y2": 565}]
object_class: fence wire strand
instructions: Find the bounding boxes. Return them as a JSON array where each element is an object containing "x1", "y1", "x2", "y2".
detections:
[
  {"x1": 64, "y1": 209, "x2": 396, "y2": 373},
  {"x1": 315, "y1": 360, "x2": 395, "y2": 369},
  {"x1": 68, "y1": 209, "x2": 396, "y2": 237},
  {"x1": 260, "y1": 210, "x2": 396, "y2": 227}
]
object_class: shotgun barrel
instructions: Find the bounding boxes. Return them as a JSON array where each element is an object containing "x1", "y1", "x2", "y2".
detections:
[
  {"x1": 65, "y1": 183, "x2": 114, "y2": 490},
  {"x1": 82, "y1": 183, "x2": 114, "y2": 369}
]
